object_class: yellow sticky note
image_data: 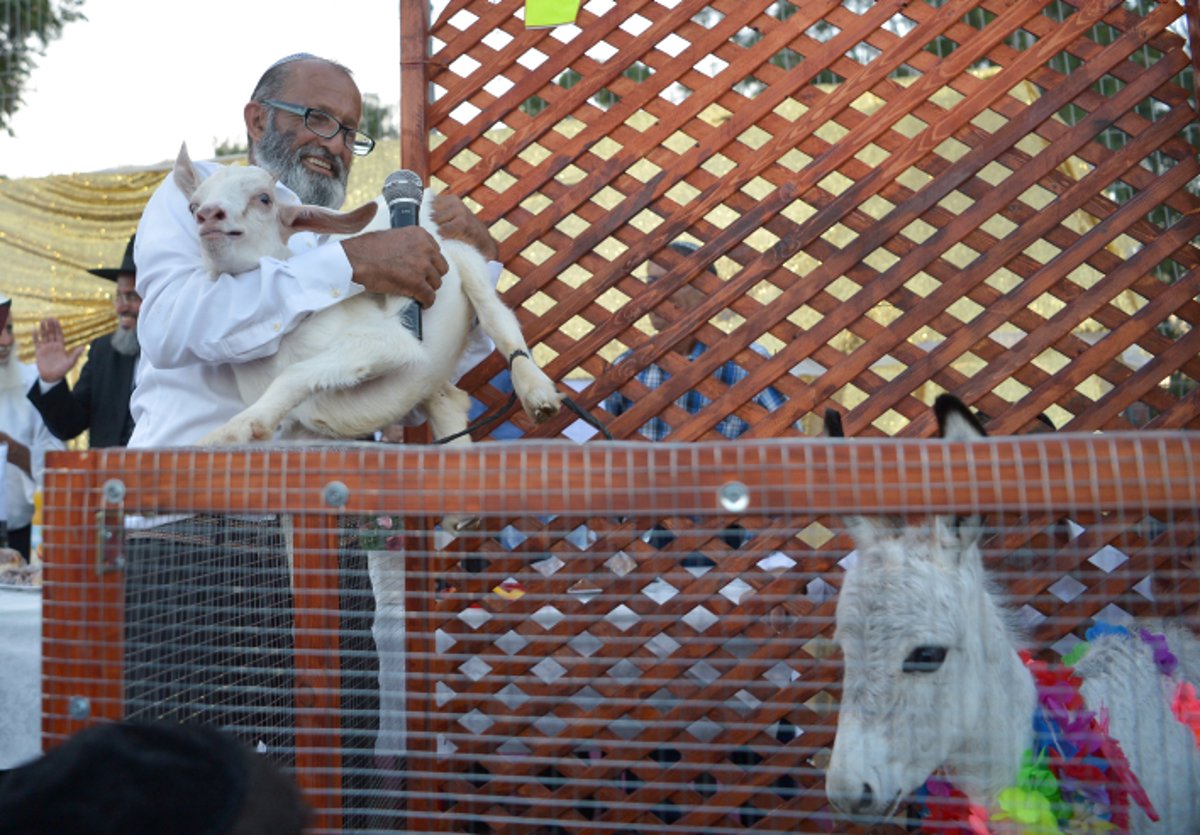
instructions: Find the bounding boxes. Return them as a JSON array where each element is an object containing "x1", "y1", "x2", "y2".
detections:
[{"x1": 525, "y1": 0, "x2": 580, "y2": 28}]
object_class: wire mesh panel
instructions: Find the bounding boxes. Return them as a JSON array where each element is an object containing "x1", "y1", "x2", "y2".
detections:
[
  {"x1": 417, "y1": 0, "x2": 1200, "y2": 441},
  {"x1": 40, "y1": 434, "x2": 1200, "y2": 832}
]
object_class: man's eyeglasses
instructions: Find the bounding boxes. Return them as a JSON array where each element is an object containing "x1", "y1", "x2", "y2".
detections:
[{"x1": 260, "y1": 99, "x2": 376, "y2": 156}]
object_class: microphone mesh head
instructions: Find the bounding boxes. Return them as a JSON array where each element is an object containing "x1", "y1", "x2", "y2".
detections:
[{"x1": 383, "y1": 170, "x2": 424, "y2": 203}]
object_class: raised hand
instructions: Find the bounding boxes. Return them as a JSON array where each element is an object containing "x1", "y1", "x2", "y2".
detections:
[{"x1": 33, "y1": 317, "x2": 85, "y2": 384}]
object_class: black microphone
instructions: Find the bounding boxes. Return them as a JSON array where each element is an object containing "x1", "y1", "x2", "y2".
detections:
[{"x1": 382, "y1": 169, "x2": 425, "y2": 339}]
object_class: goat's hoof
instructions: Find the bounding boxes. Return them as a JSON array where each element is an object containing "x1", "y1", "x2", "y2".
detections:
[
  {"x1": 197, "y1": 418, "x2": 256, "y2": 446},
  {"x1": 522, "y1": 391, "x2": 564, "y2": 424},
  {"x1": 531, "y1": 400, "x2": 562, "y2": 423},
  {"x1": 196, "y1": 428, "x2": 242, "y2": 446},
  {"x1": 442, "y1": 515, "x2": 481, "y2": 534},
  {"x1": 249, "y1": 420, "x2": 274, "y2": 441}
]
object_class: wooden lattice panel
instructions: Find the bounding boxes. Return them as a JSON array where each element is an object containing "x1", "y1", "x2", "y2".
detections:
[{"x1": 417, "y1": 0, "x2": 1200, "y2": 441}]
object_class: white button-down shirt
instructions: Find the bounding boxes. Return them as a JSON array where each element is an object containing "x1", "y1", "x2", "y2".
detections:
[
  {"x1": 129, "y1": 160, "x2": 496, "y2": 448},
  {"x1": 2, "y1": 361, "x2": 64, "y2": 529}
]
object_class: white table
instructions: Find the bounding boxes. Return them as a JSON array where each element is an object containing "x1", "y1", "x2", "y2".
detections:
[{"x1": 0, "y1": 587, "x2": 42, "y2": 768}]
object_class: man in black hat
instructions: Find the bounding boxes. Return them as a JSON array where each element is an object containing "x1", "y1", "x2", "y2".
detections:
[{"x1": 26, "y1": 234, "x2": 140, "y2": 447}]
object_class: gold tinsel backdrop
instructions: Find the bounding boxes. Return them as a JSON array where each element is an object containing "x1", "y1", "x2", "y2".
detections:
[{"x1": 0, "y1": 140, "x2": 408, "y2": 364}]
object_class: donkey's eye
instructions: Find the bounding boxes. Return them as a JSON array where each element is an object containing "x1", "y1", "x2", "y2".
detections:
[{"x1": 903, "y1": 646, "x2": 947, "y2": 673}]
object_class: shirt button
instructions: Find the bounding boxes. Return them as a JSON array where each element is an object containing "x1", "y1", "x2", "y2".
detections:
[
  {"x1": 273, "y1": 322, "x2": 282, "y2": 332},
  {"x1": 331, "y1": 288, "x2": 342, "y2": 298}
]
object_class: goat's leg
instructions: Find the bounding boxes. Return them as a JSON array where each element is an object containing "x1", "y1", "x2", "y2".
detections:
[
  {"x1": 450, "y1": 244, "x2": 562, "y2": 424},
  {"x1": 422, "y1": 383, "x2": 481, "y2": 533},
  {"x1": 200, "y1": 340, "x2": 420, "y2": 445}
]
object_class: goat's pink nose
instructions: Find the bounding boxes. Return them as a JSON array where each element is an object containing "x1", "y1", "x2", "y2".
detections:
[{"x1": 194, "y1": 203, "x2": 227, "y2": 224}]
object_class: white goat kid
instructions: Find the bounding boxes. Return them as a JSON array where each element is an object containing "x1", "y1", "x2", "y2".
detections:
[
  {"x1": 824, "y1": 395, "x2": 1200, "y2": 833},
  {"x1": 170, "y1": 144, "x2": 562, "y2": 448}
]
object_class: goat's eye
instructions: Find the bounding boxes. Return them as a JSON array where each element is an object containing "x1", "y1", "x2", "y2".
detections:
[
  {"x1": 903, "y1": 646, "x2": 947, "y2": 673},
  {"x1": 257, "y1": 193, "x2": 272, "y2": 206},
  {"x1": 187, "y1": 202, "x2": 198, "y2": 215}
]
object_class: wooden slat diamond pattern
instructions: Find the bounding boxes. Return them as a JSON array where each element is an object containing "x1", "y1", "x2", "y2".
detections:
[{"x1": 421, "y1": 0, "x2": 1199, "y2": 443}]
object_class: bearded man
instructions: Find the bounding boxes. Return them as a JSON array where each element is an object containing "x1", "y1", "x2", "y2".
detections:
[
  {"x1": 0, "y1": 296, "x2": 65, "y2": 560},
  {"x1": 28, "y1": 235, "x2": 140, "y2": 447},
  {"x1": 128, "y1": 52, "x2": 496, "y2": 447},
  {"x1": 121, "y1": 54, "x2": 501, "y2": 829}
]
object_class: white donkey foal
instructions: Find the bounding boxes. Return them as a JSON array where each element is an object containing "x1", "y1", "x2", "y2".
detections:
[
  {"x1": 824, "y1": 395, "x2": 1200, "y2": 833},
  {"x1": 171, "y1": 143, "x2": 562, "y2": 448}
]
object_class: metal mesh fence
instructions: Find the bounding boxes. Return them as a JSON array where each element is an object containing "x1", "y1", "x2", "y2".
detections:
[{"x1": 40, "y1": 433, "x2": 1200, "y2": 832}]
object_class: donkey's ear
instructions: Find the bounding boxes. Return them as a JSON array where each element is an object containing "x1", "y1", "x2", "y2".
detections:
[
  {"x1": 930, "y1": 513, "x2": 985, "y2": 573},
  {"x1": 823, "y1": 408, "x2": 844, "y2": 438},
  {"x1": 934, "y1": 394, "x2": 987, "y2": 440},
  {"x1": 845, "y1": 514, "x2": 901, "y2": 556},
  {"x1": 933, "y1": 395, "x2": 987, "y2": 563}
]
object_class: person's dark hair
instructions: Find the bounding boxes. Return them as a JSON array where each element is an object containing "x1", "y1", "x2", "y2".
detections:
[
  {"x1": 662, "y1": 240, "x2": 718, "y2": 276},
  {"x1": 0, "y1": 721, "x2": 309, "y2": 835}
]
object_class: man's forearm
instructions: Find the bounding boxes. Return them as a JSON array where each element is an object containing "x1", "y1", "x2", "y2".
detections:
[{"x1": 0, "y1": 432, "x2": 32, "y2": 476}]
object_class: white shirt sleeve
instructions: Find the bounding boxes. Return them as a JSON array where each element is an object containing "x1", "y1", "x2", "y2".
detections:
[{"x1": 134, "y1": 160, "x2": 362, "y2": 370}]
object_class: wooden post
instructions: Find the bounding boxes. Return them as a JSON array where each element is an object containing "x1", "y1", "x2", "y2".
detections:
[
  {"x1": 290, "y1": 510, "x2": 345, "y2": 832},
  {"x1": 400, "y1": 0, "x2": 431, "y2": 183},
  {"x1": 400, "y1": 0, "x2": 433, "y2": 449}
]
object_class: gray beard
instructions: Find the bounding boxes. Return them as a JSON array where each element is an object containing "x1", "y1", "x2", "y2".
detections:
[
  {"x1": 253, "y1": 121, "x2": 347, "y2": 209},
  {"x1": 110, "y1": 326, "x2": 139, "y2": 357}
]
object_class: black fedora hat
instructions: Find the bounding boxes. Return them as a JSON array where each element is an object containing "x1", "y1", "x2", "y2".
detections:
[{"x1": 88, "y1": 234, "x2": 136, "y2": 280}]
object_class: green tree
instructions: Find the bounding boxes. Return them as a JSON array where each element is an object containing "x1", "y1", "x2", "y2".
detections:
[
  {"x1": 362, "y1": 93, "x2": 398, "y2": 140},
  {"x1": 1, "y1": 0, "x2": 86, "y2": 133},
  {"x1": 213, "y1": 137, "x2": 248, "y2": 158}
]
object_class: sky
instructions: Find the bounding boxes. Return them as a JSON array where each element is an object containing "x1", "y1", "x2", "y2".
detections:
[{"x1": 0, "y1": 0, "x2": 453, "y2": 180}]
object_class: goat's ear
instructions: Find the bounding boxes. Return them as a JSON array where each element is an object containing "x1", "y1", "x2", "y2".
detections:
[
  {"x1": 934, "y1": 394, "x2": 987, "y2": 441},
  {"x1": 823, "y1": 408, "x2": 844, "y2": 438},
  {"x1": 278, "y1": 201, "x2": 379, "y2": 236},
  {"x1": 173, "y1": 143, "x2": 201, "y2": 199}
]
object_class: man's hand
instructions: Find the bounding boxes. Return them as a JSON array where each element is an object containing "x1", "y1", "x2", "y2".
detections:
[
  {"x1": 430, "y1": 194, "x2": 499, "y2": 262},
  {"x1": 33, "y1": 318, "x2": 85, "y2": 384},
  {"x1": 0, "y1": 431, "x2": 32, "y2": 477},
  {"x1": 341, "y1": 226, "x2": 448, "y2": 307}
]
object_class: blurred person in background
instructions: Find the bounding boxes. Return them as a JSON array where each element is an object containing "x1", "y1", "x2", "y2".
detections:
[
  {"x1": 28, "y1": 234, "x2": 140, "y2": 448},
  {"x1": 0, "y1": 296, "x2": 65, "y2": 559},
  {"x1": 604, "y1": 240, "x2": 788, "y2": 441}
]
